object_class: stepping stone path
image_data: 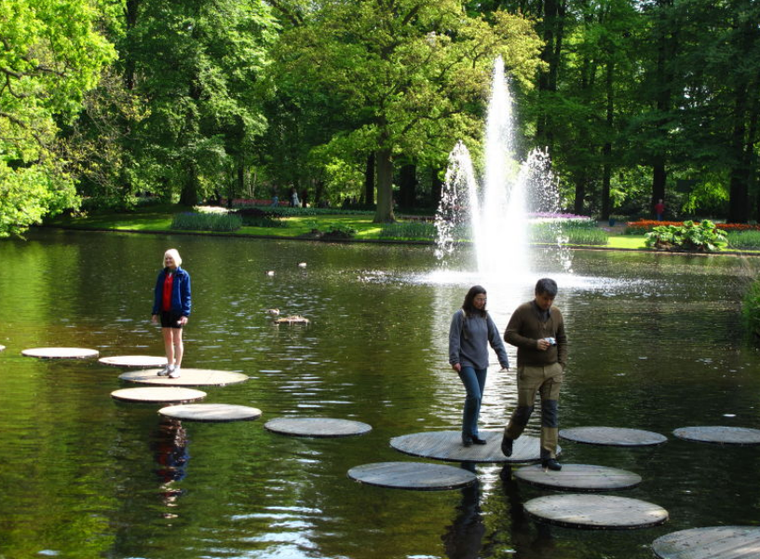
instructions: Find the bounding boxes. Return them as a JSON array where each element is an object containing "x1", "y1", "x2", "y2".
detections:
[
  {"x1": 265, "y1": 417, "x2": 372, "y2": 438},
  {"x1": 515, "y1": 464, "x2": 642, "y2": 492},
  {"x1": 390, "y1": 431, "x2": 555, "y2": 464},
  {"x1": 524, "y1": 494, "x2": 668, "y2": 529},
  {"x1": 560, "y1": 426, "x2": 667, "y2": 447},
  {"x1": 159, "y1": 403, "x2": 262, "y2": 422},
  {"x1": 111, "y1": 387, "x2": 206, "y2": 404},
  {"x1": 99, "y1": 355, "x2": 168, "y2": 368},
  {"x1": 119, "y1": 368, "x2": 249, "y2": 387},
  {"x1": 0, "y1": 345, "x2": 4, "y2": 352},
  {"x1": 22, "y1": 347, "x2": 99, "y2": 359},
  {"x1": 348, "y1": 462, "x2": 477, "y2": 491},
  {"x1": 673, "y1": 426, "x2": 760, "y2": 445},
  {"x1": 652, "y1": 526, "x2": 760, "y2": 559}
]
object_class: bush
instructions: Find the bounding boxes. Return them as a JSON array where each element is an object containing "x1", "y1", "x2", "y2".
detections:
[
  {"x1": 233, "y1": 207, "x2": 284, "y2": 227},
  {"x1": 379, "y1": 222, "x2": 437, "y2": 240},
  {"x1": 531, "y1": 222, "x2": 609, "y2": 245},
  {"x1": 743, "y1": 278, "x2": 760, "y2": 337},
  {"x1": 321, "y1": 223, "x2": 357, "y2": 239},
  {"x1": 726, "y1": 231, "x2": 760, "y2": 250},
  {"x1": 171, "y1": 212, "x2": 242, "y2": 232},
  {"x1": 644, "y1": 220, "x2": 727, "y2": 252}
]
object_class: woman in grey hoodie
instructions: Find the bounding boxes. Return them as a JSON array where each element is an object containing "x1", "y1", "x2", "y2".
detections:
[{"x1": 449, "y1": 285, "x2": 510, "y2": 446}]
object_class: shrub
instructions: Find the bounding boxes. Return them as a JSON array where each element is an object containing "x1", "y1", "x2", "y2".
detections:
[
  {"x1": 742, "y1": 278, "x2": 760, "y2": 337},
  {"x1": 171, "y1": 212, "x2": 242, "y2": 232},
  {"x1": 321, "y1": 223, "x2": 357, "y2": 239},
  {"x1": 530, "y1": 222, "x2": 609, "y2": 245},
  {"x1": 644, "y1": 220, "x2": 727, "y2": 252},
  {"x1": 233, "y1": 207, "x2": 284, "y2": 227},
  {"x1": 379, "y1": 222, "x2": 437, "y2": 240},
  {"x1": 726, "y1": 231, "x2": 760, "y2": 250}
]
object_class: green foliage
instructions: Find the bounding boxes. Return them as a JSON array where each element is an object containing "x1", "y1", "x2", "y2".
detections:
[
  {"x1": 742, "y1": 278, "x2": 760, "y2": 338},
  {"x1": 726, "y1": 231, "x2": 760, "y2": 250},
  {"x1": 531, "y1": 222, "x2": 609, "y2": 245},
  {"x1": 171, "y1": 212, "x2": 242, "y2": 231},
  {"x1": 378, "y1": 222, "x2": 437, "y2": 241},
  {"x1": 320, "y1": 223, "x2": 357, "y2": 239},
  {"x1": 645, "y1": 220, "x2": 728, "y2": 252}
]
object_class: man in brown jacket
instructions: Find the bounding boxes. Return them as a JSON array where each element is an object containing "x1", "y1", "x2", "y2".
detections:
[{"x1": 501, "y1": 278, "x2": 568, "y2": 470}]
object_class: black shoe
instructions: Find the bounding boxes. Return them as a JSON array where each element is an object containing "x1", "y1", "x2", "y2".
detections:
[
  {"x1": 462, "y1": 435, "x2": 473, "y2": 447},
  {"x1": 542, "y1": 458, "x2": 562, "y2": 471},
  {"x1": 501, "y1": 436, "x2": 513, "y2": 457},
  {"x1": 472, "y1": 436, "x2": 488, "y2": 445}
]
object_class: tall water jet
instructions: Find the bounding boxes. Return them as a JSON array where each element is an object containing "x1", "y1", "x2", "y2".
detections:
[{"x1": 435, "y1": 56, "x2": 567, "y2": 278}]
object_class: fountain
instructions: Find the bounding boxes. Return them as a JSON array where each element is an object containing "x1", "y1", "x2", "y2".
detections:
[{"x1": 435, "y1": 56, "x2": 568, "y2": 280}]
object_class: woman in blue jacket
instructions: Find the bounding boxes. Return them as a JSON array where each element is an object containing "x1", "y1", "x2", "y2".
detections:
[
  {"x1": 449, "y1": 285, "x2": 509, "y2": 446},
  {"x1": 151, "y1": 248, "x2": 191, "y2": 378}
]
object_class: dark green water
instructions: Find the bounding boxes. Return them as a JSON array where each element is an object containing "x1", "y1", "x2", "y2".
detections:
[{"x1": 1, "y1": 229, "x2": 760, "y2": 559}]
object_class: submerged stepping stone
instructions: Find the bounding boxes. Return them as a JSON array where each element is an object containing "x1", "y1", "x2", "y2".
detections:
[
  {"x1": 515, "y1": 463, "x2": 642, "y2": 492},
  {"x1": 159, "y1": 403, "x2": 262, "y2": 422},
  {"x1": 524, "y1": 494, "x2": 668, "y2": 530},
  {"x1": 652, "y1": 526, "x2": 760, "y2": 559},
  {"x1": 111, "y1": 387, "x2": 206, "y2": 404},
  {"x1": 673, "y1": 426, "x2": 760, "y2": 445},
  {"x1": 560, "y1": 426, "x2": 667, "y2": 447},
  {"x1": 119, "y1": 368, "x2": 249, "y2": 387},
  {"x1": 348, "y1": 461, "x2": 477, "y2": 491},
  {"x1": 22, "y1": 347, "x2": 99, "y2": 359},
  {"x1": 99, "y1": 355, "x2": 168, "y2": 368},
  {"x1": 389, "y1": 430, "x2": 555, "y2": 464},
  {"x1": 265, "y1": 417, "x2": 372, "y2": 438}
]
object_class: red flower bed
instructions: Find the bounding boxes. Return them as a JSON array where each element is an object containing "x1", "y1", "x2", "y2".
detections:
[{"x1": 626, "y1": 220, "x2": 760, "y2": 233}]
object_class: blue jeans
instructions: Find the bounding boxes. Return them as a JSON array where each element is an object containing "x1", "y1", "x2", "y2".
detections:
[{"x1": 458, "y1": 366, "x2": 487, "y2": 437}]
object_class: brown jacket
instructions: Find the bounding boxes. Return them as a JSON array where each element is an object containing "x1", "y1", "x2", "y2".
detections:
[{"x1": 504, "y1": 301, "x2": 568, "y2": 368}]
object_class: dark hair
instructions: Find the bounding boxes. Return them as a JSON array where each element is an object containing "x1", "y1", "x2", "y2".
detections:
[
  {"x1": 462, "y1": 285, "x2": 487, "y2": 318},
  {"x1": 535, "y1": 278, "x2": 558, "y2": 297}
]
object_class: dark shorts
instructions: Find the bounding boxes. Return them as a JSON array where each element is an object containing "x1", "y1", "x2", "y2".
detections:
[{"x1": 159, "y1": 311, "x2": 184, "y2": 329}]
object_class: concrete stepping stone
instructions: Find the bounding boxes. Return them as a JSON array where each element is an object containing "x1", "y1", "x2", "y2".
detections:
[
  {"x1": 348, "y1": 462, "x2": 477, "y2": 491},
  {"x1": 524, "y1": 494, "x2": 668, "y2": 529},
  {"x1": 99, "y1": 355, "x2": 168, "y2": 368},
  {"x1": 390, "y1": 430, "x2": 555, "y2": 464},
  {"x1": 22, "y1": 347, "x2": 99, "y2": 359},
  {"x1": 515, "y1": 463, "x2": 642, "y2": 492},
  {"x1": 110, "y1": 387, "x2": 206, "y2": 404},
  {"x1": 159, "y1": 403, "x2": 261, "y2": 422},
  {"x1": 673, "y1": 426, "x2": 760, "y2": 445},
  {"x1": 560, "y1": 426, "x2": 667, "y2": 447},
  {"x1": 119, "y1": 368, "x2": 249, "y2": 387},
  {"x1": 265, "y1": 417, "x2": 372, "y2": 438},
  {"x1": 0, "y1": 345, "x2": 5, "y2": 352},
  {"x1": 652, "y1": 526, "x2": 760, "y2": 558}
]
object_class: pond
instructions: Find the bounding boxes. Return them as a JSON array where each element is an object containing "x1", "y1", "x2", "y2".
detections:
[{"x1": 1, "y1": 229, "x2": 760, "y2": 559}]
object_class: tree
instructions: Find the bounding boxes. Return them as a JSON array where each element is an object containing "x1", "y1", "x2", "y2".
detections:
[
  {"x1": 0, "y1": 0, "x2": 114, "y2": 236},
  {"x1": 271, "y1": 0, "x2": 543, "y2": 222}
]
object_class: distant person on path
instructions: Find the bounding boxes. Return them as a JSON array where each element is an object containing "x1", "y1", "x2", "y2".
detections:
[
  {"x1": 289, "y1": 187, "x2": 300, "y2": 208},
  {"x1": 151, "y1": 248, "x2": 191, "y2": 379},
  {"x1": 655, "y1": 199, "x2": 665, "y2": 221},
  {"x1": 501, "y1": 278, "x2": 567, "y2": 471},
  {"x1": 449, "y1": 285, "x2": 510, "y2": 447}
]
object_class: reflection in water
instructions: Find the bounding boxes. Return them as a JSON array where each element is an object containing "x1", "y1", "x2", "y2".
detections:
[
  {"x1": 443, "y1": 462, "x2": 485, "y2": 559},
  {"x1": 150, "y1": 418, "x2": 189, "y2": 515}
]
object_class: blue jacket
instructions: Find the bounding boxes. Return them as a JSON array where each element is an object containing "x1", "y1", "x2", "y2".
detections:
[{"x1": 152, "y1": 267, "x2": 191, "y2": 316}]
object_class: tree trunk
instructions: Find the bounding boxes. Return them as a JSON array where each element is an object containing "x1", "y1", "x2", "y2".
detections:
[
  {"x1": 180, "y1": 163, "x2": 199, "y2": 206},
  {"x1": 431, "y1": 167, "x2": 443, "y2": 210},
  {"x1": 364, "y1": 152, "x2": 375, "y2": 206},
  {"x1": 373, "y1": 148, "x2": 395, "y2": 223},
  {"x1": 573, "y1": 172, "x2": 586, "y2": 216},
  {"x1": 728, "y1": 85, "x2": 750, "y2": 223},
  {"x1": 601, "y1": 58, "x2": 614, "y2": 220},
  {"x1": 398, "y1": 163, "x2": 417, "y2": 209}
]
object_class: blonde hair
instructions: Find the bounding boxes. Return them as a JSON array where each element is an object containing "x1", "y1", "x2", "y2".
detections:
[{"x1": 164, "y1": 248, "x2": 182, "y2": 267}]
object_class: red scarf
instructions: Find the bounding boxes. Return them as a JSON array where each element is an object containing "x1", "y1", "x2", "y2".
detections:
[{"x1": 162, "y1": 272, "x2": 174, "y2": 311}]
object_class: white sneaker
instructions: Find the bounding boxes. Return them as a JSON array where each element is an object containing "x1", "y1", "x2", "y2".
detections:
[
  {"x1": 169, "y1": 367, "x2": 181, "y2": 379},
  {"x1": 157, "y1": 365, "x2": 172, "y2": 376}
]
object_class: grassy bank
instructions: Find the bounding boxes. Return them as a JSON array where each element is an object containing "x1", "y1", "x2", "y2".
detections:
[{"x1": 43, "y1": 204, "x2": 654, "y2": 250}]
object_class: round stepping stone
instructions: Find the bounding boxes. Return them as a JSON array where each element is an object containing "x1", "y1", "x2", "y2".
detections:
[
  {"x1": 390, "y1": 430, "x2": 556, "y2": 464},
  {"x1": 0, "y1": 345, "x2": 5, "y2": 352},
  {"x1": 99, "y1": 355, "x2": 168, "y2": 368},
  {"x1": 22, "y1": 347, "x2": 99, "y2": 359},
  {"x1": 348, "y1": 462, "x2": 477, "y2": 491},
  {"x1": 560, "y1": 426, "x2": 667, "y2": 447},
  {"x1": 524, "y1": 494, "x2": 668, "y2": 529},
  {"x1": 110, "y1": 387, "x2": 206, "y2": 404},
  {"x1": 652, "y1": 526, "x2": 760, "y2": 559},
  {"x1": 673, "y1": 426, "x2": 760, "y2": 445},
  {"x1": 119, "y1": 368, "x2": 249, "y2": 387},
  {"x1": 159, "y1": 403, "x2": 261, "y2": 422},
  {"x1": 265, "y1": 417, "x2": 372, "y2": 438},
  {"x1": 515, "y1": 464, "x2": 642, "y2": 492}
]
